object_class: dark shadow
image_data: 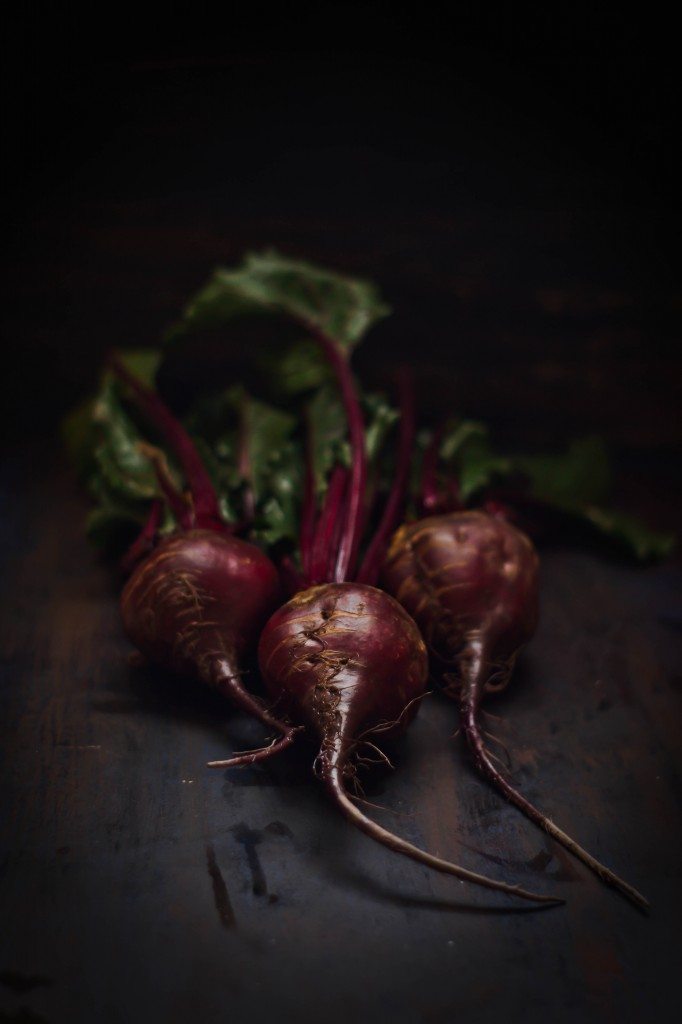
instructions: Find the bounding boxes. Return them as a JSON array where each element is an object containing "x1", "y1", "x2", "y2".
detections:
[
  {"x1": 319, "y1": 859, "x2": 565, "y2": 916},
  {"x1": 91, "y1": 658, "x2": 304, "y2": 777}
]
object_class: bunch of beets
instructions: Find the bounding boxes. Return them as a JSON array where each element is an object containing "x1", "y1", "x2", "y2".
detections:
[{"x1": 68, "y1": 253, "x2": 661, "y2": 911}]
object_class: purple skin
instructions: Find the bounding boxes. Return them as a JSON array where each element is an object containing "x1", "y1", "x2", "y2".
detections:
[
  {"x1": 381, "y1": 510, "x2": 648, "y2": 911},
  {"x1": 121, "y1": 530, "x2": 300, "y2": 765},
  {"x1": 109, "y1": 357, "x2": 301, "y2": 763},
  {"x1": 255, "y1": 581, "x2": 561, "y2": 905}
]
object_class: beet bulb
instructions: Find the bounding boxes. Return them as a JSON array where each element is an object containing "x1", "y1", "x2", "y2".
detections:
[
  {"x1": 253, "y1": 580, "x2": 561, "y2": 905},
  {"x1": 110, "y1": 357, "x2": 299, "y2": 764},
  {"x1": 121, "y1": 529, "x2": 300, "y2": 762},
  {"x1": 381, "y1": 509, "x2": 648, "y2": 910}
]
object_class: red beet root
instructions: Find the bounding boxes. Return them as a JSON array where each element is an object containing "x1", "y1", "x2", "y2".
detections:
[
  {"x1": 110, "y1": 359, "x2": 299, "y2": 763},
  {"x1": 382, "y1": 510, "x2": 648, "y2": 910},
  {"x1": 122, "y1": 529, "x2": 298, "y2": 763},
  {"x1": 253, "y1": 581, "x2": 561, "y2": 904}
]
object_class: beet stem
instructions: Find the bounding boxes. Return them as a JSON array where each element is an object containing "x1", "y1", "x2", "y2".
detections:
[
  {"x1": 207, "y1": 727, "x2": 302, "y2": 769},
  {"x1": 109, "y1": 354, "x2": 225, "y2": 531},
  {"x1": 308, "y1": 465, "x2": 348, "y2": 585},
  {"x1": 304, "y1": 326, "x2": 367, "y2": 583},
  {"x1": 138, "y1": 441, "x2": 192, "y2": 528},
  {"x1": 420, "y1": 422, "x2": 446, "y2": 514},
  {"x1": 120, "y1": 499, "x2": 163, "y2": 575},
  {"x1": 237, "y1": 400, "x2": 257, "y2": 526},
  {"x1": 323, "y1": 753, "x2": 562, "y2": 906},
  {"x1": 208, "y1": 660, "x2": 301, "y2": 765},
  {"x1": 300, "y1": 414, "x2": 317, "y2": 581},
  {"x1": 460, "y1": 639, "x2": 650, "y2": 912},
  {"x1": 357, "y1": 369, "x2": 416, "y2": 586},
  {"x1": 278, "y1": 554, "x2": 306, "y2": 598}
]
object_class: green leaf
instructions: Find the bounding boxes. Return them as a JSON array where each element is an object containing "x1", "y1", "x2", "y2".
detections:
[
  {"x1": 113, "y1": 348, "x2": 162, "y2": 389},
  {"x1": 253, "y1": 443, "x2": 302, "y2": 548},
  {"x1": 307, "y1": 384, "x2": 350, "y2": 495},
  {"x1": 92, "y1": 378, "x2": 161, "y2": 502},
  {"x1": 242, "y1": 395, "x2": 298, "y2": 503},
  {"x1": 259, "y1": 338, "x2": 332, "y2": 395},
  {"x1": 63, "y1": 348, "x2": 183, "y2": 554},
  {"x1": 515, "y1": 436, "x2": 611, "y2": 509},
  {"x1": 171, "y1": 250, "x2": 390, "y2": 352},
  {"x1": 363, "y1": 392, "x2": 400, "y2": 463},
  {"x1": 63, "y1": 348, "x2": 163, "y2": 487},
  {"x1": 185, "y1": 385, "x2": 303, "y2": 549},
  {"x1": 188, "y1": 434, "x2": 243, "y2": 527},
  {"x1": 439, "y1": 420, "x2": 514, "y2": 502},
  {"x1": 580, "y1": 507, "x2": 675, "y2": 561},
  {"x1": 496, "y1": 434, "x2": 671, "y2": 562},
  {"x1": 439, "y1": 420, "x2": 488, "y2": 463}
]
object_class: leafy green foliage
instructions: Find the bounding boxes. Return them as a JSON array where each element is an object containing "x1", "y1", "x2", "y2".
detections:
[
  {"x1": 513, "y1": 437, "x2": 673, "y2": 557},
  {"x1": 260, "y1": 338, "x2": 332, "y2": 395},
  {"x1": 304, "y1": 384, "x2": 399, "y2": 500},
  {"x1": 92, "y1": 377, "x2": 161, "y2": 502},
  {"x1": 364, "y1": 392, "x2": 400, "y2": 463},
  {"x1": 64, "y1": 254, "x2": 672, "y2": 567},
  {"x1": 306, "y1": 385, "x2": 350, "y2": 495},
  {"x1": 579, "y1": 508, "x2": 675, "y2": 561},
  {"x1": 433, "y1": 422, "x2": 674, "y2": 561},
  {"x1": 185, "y1": 386, "x2": 302, "y2": 548},
  {"x1": 439, "y1": 420, "x2": 514, "y2": 502},
  {"x1": 63, "y1": 349, "x2": 175, "y2": 552},
  {"x1": 515, "y1": 436, "x2": 611, "y2": 509},
  {"x1": 170, "y1": 250, "x2": 390, "y2": 352}
]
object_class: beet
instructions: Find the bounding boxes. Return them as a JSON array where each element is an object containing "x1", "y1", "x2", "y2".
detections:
[
  {"x1": 381, "y1": 509, "x2": 649, "y2": 910},
  {"x1": 243, "y1": 580, "x2": 559, "y2": 904},
  {"x1": 121, "y1": 529, "x2": 299, "y2": 763},
  {"x1": 109, "y1": 358, "x2": 299, "y2": 764}
]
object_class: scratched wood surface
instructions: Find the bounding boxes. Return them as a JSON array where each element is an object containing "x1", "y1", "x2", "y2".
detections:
[{"x1": 1, "y1": 443, "x2": 680, "y2": 1024}]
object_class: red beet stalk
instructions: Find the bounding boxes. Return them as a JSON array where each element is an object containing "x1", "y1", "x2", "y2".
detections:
[{"x1": 109, "y1": 354, "x2": 225, "y2": 532}]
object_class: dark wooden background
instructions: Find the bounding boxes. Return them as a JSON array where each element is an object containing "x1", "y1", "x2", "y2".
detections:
[{"x1": 2, "y1": 11, "x2": 681, "y2": 1023}]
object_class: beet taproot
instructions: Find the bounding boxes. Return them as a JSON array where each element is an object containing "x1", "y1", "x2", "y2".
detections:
[{"x1": 381, "y1": 509, "x2": 648, "y2": 910}]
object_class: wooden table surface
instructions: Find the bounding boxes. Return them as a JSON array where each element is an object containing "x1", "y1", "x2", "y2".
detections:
[{"x1": 1, "y1": 443, "x2": 680, "y2": 1024}]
